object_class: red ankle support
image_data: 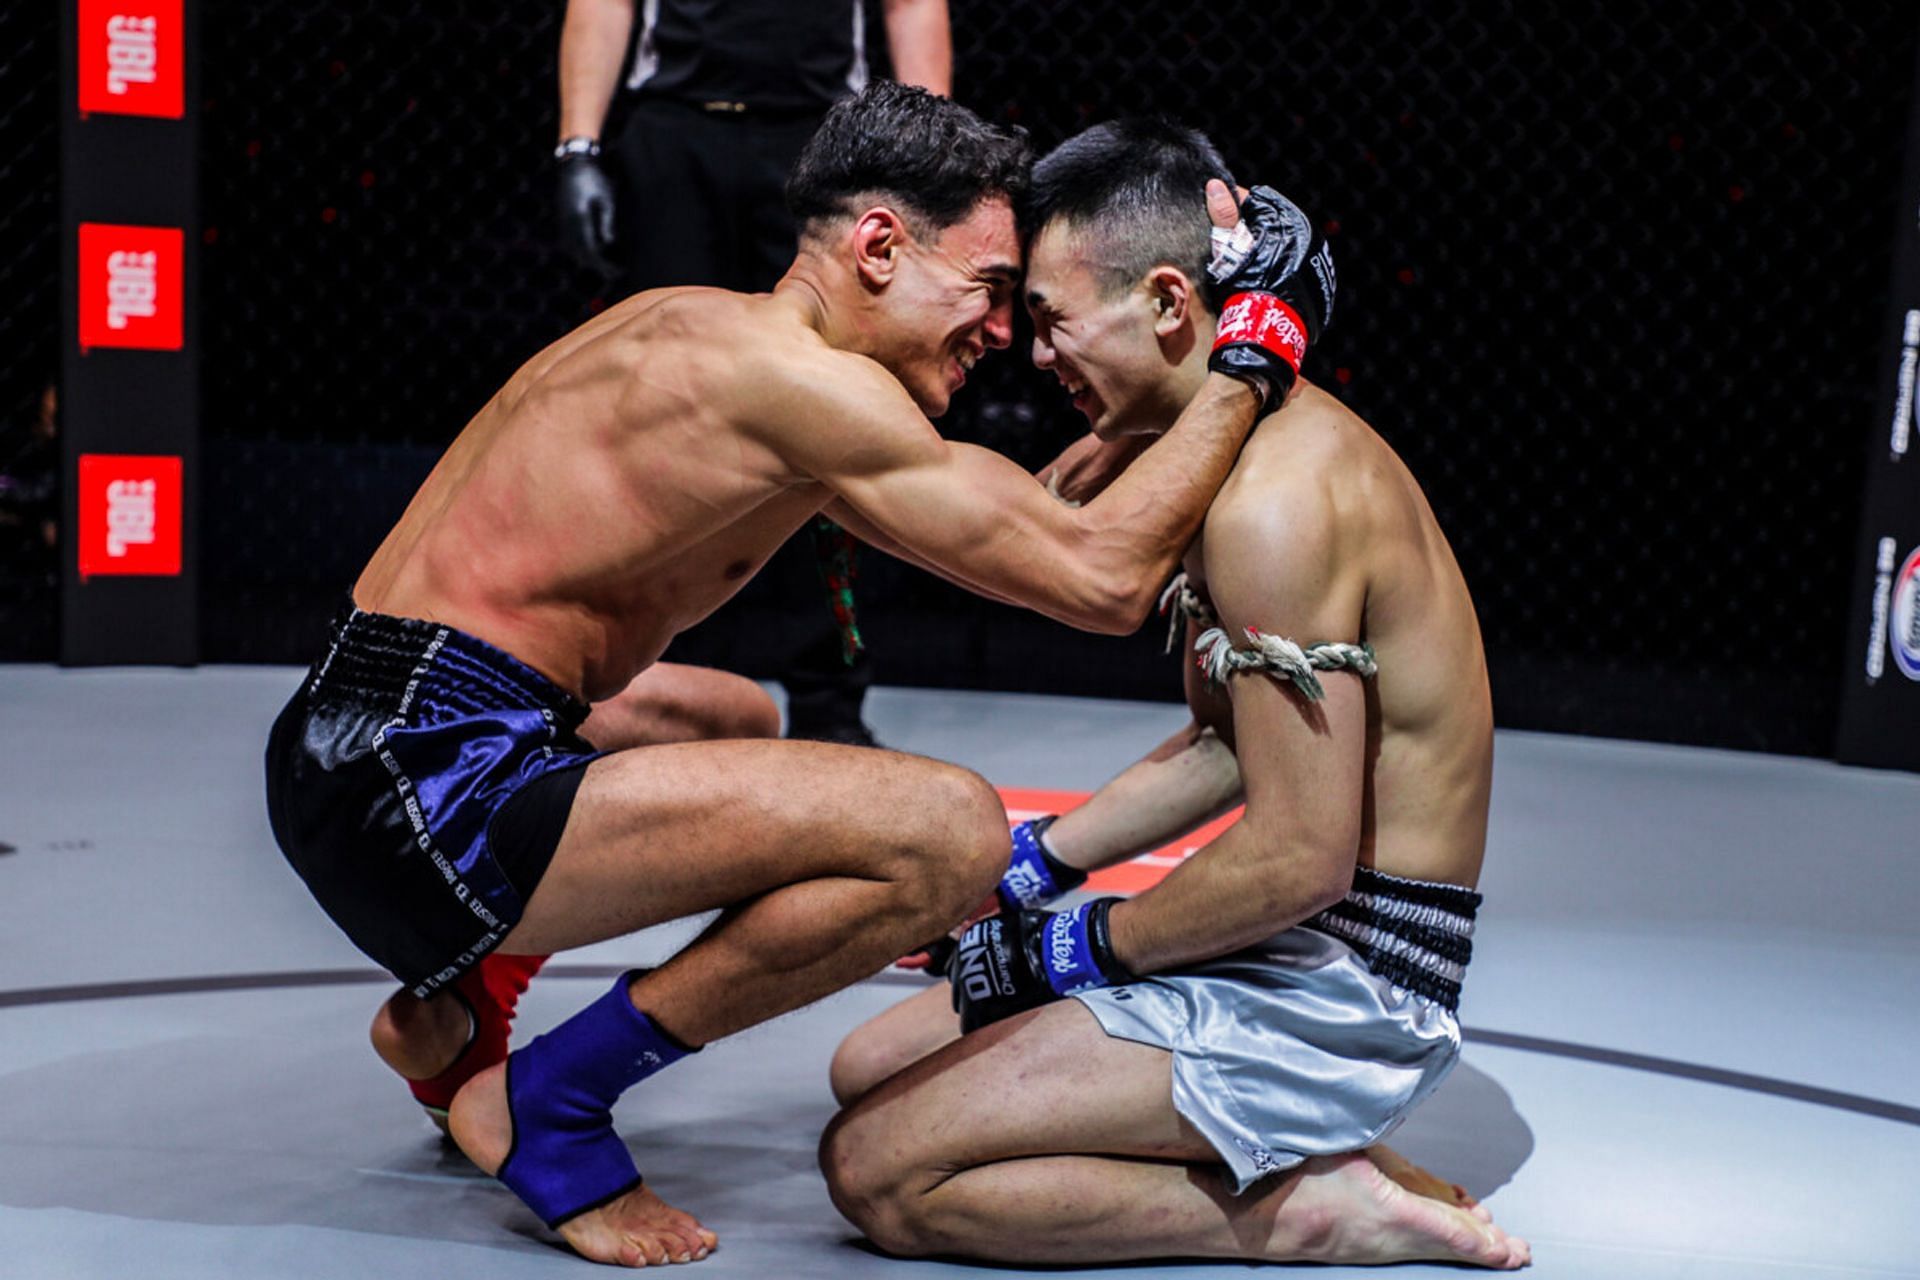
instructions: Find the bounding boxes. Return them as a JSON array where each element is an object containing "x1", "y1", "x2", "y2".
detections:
[{"x1": 407, "y1": 952, "x2": 548, "y2": 1113}]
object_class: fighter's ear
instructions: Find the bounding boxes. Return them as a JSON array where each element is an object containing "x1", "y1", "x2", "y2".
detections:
[
  {"x1": 1146, "y1": 266, "x2": 1195, "y2": 337},
  {"x1": 852, "y1": 205, "x2": 909, "y2": 290}
]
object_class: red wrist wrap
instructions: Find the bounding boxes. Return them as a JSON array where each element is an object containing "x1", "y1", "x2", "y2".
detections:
[{"x1": 1214, "y1": 292, "x2": 1309, "y2": 374}]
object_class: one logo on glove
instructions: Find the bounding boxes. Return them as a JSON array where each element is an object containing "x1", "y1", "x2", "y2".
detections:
[
  {"x1": 955, "y1": 923, "x2": 1015, "y2": 1002},
  {"x1": 1215, "y1": 293, "x2": 1308, "y2": 373}
]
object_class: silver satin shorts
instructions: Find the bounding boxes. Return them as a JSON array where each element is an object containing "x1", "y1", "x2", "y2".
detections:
[{"x1": 1074, "y1": 868, "x2": 1480, "y2": 1193}]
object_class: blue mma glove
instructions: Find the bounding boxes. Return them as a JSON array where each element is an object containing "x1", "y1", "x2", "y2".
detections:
[
  {"x1": 995, "y1": 815, "x2": 1089, "y2": 910},
  {"x1": 948, "y1": 897, "x2": 1132, "y2": 1034}
]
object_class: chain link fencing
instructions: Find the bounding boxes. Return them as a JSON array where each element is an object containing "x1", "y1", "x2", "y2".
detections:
[
  {"x1": 6, "y1": 2, "x2": 1912, "y2": 753},
  {"x1": 0, "y1": 5, "x2": 62, "y2": 660}
]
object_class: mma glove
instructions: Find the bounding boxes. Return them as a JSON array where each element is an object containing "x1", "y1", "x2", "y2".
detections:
[
  {"x1": 555, "y1": 139, "x2": 619, "y2": 276},
  {"x1": 947, "y1": 898, "x2": 1133, "y2": 1034},
  {"x1": 1206, "y1": 185, "x2": 1336, "y2": 410},
  {"x1": 996, "y1": 815, "x2": 1088, "y2": 910}
]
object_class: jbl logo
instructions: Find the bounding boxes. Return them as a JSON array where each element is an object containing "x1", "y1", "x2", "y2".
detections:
[
  {"x1": 106, "y1": 251, "x2": 159, "y2": 330},
  {"x1": 78, "y1": 1, "x2": 184, "y2": 119},
  {"x1": 78, "y1": 455, "x2": 182, "y2": 580},
  {"x1": 105, "y1": 479, "x2": 157, "y2": 556},
  {"x1": 79, "y1": 224, "x2": 183, "y2": 352},
  {"x1": 106, "y1": 16, "x2": 159, "y2": 95}
]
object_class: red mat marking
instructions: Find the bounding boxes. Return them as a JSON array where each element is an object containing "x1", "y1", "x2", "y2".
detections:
[{"x1": 997, "y1": 787, "x2": 1243, "y2": 895}]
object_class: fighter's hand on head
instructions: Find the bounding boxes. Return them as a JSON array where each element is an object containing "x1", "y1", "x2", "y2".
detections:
[
  {"x1": 1205, "y1": 182, "x2": 1336, "y2": 410},
  {"x1": 947, "y1": 898, "x2": 1131, "y2": 1034},
  {"x1": 556, "y1": 143, "x2": 619, "y2": 276}
]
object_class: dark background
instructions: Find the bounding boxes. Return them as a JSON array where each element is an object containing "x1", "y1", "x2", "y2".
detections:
[{"x1": 4, "y1": 2, "x2": 1915, "y2": 757}]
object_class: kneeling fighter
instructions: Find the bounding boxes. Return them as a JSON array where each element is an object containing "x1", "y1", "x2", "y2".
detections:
[
  {"x1": 821, "y1": 119, "x2": 1530, "y2": 1270},
  {"x1": 263, "y1": 86, "x2": 1327, "y2": 1267}
]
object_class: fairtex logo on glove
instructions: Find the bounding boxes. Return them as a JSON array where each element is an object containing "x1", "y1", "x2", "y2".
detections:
[
  {"x1": 1002, "y1": 861, "x2": 1048, "y2": 909},
  {"x1": 1215, "y1": 293, "x2": 1308, "y2": 374},
  {"x1": 1043, "y1": 906, "x2": 1107, "y2": 997},
  {"x1": 1000, "y1": 821, "x2": 1060, "y2": 909}
]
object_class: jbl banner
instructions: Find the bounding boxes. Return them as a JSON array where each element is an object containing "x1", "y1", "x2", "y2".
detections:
[{"x1": 61, "y1": 1, "x2": 198, "y2": 664}]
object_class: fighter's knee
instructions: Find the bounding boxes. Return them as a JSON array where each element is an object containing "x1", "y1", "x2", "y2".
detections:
[
  {"x1": 828, "y1": 1025, "x2": 890, "y2": 1107},
  {"x1": 685, "y1": 675, "x2": 779, "y2": 741},
  {"x1": 918, "y1": 765, "x2": 1011, "y2": 896},
  {"x1": 866, "y1": 762, "x2": 1005, "y2": 934},
  {"x1": 818, "y1": 1111, "x2": 930, "y2": 1256},
  {"x1": 728, "y1": 682, "x2": 782, "y2": 740}
]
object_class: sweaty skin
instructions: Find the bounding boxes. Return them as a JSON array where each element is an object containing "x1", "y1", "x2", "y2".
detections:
[
  {"x1": 824, "y1": 213, "x2": 1521, "y2": 1270},
  {"x1": 1104, "y1": 377, "x2": 1495, "y2": 971},
  {"x1": 349, "y1": 190, "x2": 1267, "y2": 1268},
  {"x1": 355, "y1": 210, "x2": 1258, "y2": 702}
]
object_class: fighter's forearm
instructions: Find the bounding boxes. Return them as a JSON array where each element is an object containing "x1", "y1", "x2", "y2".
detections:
[
  {"x1": 1045, "y1": 722, "x2": 1243, "y2": 872},
  {"x1": 824, "y1": 499, "x2": 1025, "y2": 607},
  {"x1": 882, "y1": 0, "x2": 952, "y2": 96},
  {"x1": 558, "y1": 0, "x2": 636, "y2": 142},
  {"x1": 1104, "y1": 817, "x2": 1353, "y2": 975},
  {"x1": 1068, "y1": 375, "x2": 1260, "y2": 630}
]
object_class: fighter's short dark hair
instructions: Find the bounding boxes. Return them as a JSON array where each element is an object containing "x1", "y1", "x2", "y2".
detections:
[
  {"x1": 1027, "y1": 118, "x2": 1237, "y2": 304},
  {"x1": 787, "y1": 82, "x2": 1032, "y2": 236}
]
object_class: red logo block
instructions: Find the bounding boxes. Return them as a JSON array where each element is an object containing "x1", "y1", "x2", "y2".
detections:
[
  {"x1": 78, "y1": 223, "x2": 184, "y2": 352},
  {"x1": 78, "y1": 454, "x2": 183, "y2": 580},
  {"x1": 77, "y1": 0, "x2": 184, "y2": 119}
]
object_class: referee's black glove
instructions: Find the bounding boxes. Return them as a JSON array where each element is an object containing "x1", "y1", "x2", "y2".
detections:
[{"x1": 556, "y1": 150, "x2": 619, "y2": 276}]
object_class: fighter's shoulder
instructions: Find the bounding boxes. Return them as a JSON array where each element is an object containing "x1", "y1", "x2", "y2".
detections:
[
  {"x1": 1208, "y1": 443, "x2": 1338, "y2": 554},
  {"x1": 760, "y1": 342, "x2": 938, "y2": 439},
  {"x1": 762, "y1": 335, "x2": 907, "y2": 411},
  {"x1": 625, "y1": 291, "x2": 898, "y2": 403},
  {"x1": 1201, "y1": 388, "x2": 1362, "y2": 617}
]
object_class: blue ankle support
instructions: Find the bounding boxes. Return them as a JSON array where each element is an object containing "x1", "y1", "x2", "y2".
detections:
[{"x1": 497, "y1": 971, "x2": 693, "y2": 1228}]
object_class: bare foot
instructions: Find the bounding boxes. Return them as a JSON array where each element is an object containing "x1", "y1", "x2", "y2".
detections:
[
  {"x1": 1279, "y1": 1151, "x2": 1529, "y2": 1269},
  {"x1": 1366, "y1": 1143, "x2": 1492, "y2": 1222},
  {"x1": 449, "y1": 1061, "x2": 719, "y2": 1266}
]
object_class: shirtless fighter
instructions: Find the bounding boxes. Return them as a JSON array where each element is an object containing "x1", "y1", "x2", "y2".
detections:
[
  {"x1": 263, "y1": 86, "x2": 1331, "y2": 1267},
  {"x1": 821, "y1": 119, "x2": 1530, "y2": 1269}
]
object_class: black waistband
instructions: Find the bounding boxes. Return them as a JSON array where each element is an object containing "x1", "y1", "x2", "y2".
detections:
[
  {"x1": 1307, "y1": 865, "x2": 1481, "y2": 1013},
  {"x1": 304, "y1": 601, "x2": 590, "y2": 729}
]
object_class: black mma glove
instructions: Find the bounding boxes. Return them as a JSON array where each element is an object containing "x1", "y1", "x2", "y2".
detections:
[
  {"x1": 556, "y1": 142, "x2": 619, "y2": 276},
  {"x1": 947, "y1": 897, "x2": 1132, "y2": 1034},
  {"x1": 995, "y1": 815, "x2": 1088, "y2": 910},
  {"x1": 1206, "y1": 185, "x2": 1336, "y2": 410}
]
